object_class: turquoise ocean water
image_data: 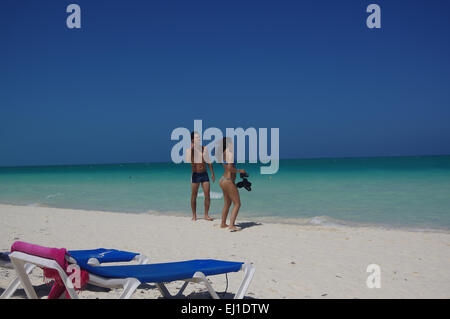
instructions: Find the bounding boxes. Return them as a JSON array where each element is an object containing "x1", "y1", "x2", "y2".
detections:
[{"x1": 1, "y1": 156, "x2": 449, "y2": 230}]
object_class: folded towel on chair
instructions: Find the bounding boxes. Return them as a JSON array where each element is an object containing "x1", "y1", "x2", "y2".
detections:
[{"x1": 11, "y1": 241, "x2": 89, "y2": 299}]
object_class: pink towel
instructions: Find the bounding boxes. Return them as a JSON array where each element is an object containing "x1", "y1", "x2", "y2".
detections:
[{"x1": 11, "y1": 241, "x2": 88, "y2": 299}]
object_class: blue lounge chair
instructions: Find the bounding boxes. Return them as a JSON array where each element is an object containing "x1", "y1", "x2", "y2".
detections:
[
  {"x1": 0, "y1": 248, "x2": 148, "y2": 299},
  {"x1": 77, "y1": 258, "x2": 254, "y2": 299},
  {"x1": 8, "y1": 244, "x2": 255, "y2": 299}
]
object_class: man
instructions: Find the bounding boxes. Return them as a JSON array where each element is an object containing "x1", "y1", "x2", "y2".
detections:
[{"x1": 186, "y1": 131, "x2": 215, "y2": 221}]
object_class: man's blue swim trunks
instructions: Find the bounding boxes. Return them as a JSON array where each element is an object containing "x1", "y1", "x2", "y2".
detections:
[{"x1": 191, "y1": 171, "x2": 209, "y2": 183}]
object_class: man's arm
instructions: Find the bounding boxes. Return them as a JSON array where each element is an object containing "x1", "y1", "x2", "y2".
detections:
[
  {"x1": 203, "y1": 147, "x2": 215, "y2": 182},
  {"x1": 208, "y1": 163, "x2": 215, "y2": 182},
  {"x1": 185, "y1": 144, "x2": 192, "y2": 163}
]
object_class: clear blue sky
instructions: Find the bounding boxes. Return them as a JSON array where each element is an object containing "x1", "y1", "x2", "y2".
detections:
[{"x1": 1, "y1": 0, "x2": 449, "y2": 166}]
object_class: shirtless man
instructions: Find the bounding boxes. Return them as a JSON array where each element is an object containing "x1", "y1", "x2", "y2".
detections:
[{"x1": 186, "y1": 131, "x2": 215, "y2": 221}]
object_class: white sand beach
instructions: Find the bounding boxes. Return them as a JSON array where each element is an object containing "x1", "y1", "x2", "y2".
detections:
[{"x1": 0, "y1": 203, "x2": 449, "y2": 299}]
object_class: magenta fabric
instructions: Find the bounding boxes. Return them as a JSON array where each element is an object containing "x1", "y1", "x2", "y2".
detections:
[{"x1": 11, "y1": 241, "x2": 88, "y2": 298}]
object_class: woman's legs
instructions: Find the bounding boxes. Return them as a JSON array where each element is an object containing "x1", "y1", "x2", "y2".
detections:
[
  {"x1": 220, "y1": 180, "x2": 241, "y2": 230},
  {"x1": 227, "y1": 184, "x2": 241, "y2": 230},
  {"x1": 219, "y1": 180, "x2": 232, "y2": 227}
]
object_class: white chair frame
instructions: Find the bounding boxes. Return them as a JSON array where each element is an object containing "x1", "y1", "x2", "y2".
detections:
[{"x1": 6, "y1": 251, "x2": 255, "y2": 299}]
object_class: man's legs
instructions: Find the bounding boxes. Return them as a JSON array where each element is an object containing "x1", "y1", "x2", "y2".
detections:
[
  {"x1": 191, "y1": 182, "x2": 200, "y2": 221},
  {"x1": 201, "y1": 181, "x2": 213, "y2": 221}
]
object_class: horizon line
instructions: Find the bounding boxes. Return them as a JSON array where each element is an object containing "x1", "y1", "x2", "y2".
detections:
[{"x1": 1, "y1": 153, "x2": 449, "y2": 169}]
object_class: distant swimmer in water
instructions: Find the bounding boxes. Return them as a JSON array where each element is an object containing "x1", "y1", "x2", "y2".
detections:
[{"x1": 185, "y1": 131, "x2": 215, "y2": 221}]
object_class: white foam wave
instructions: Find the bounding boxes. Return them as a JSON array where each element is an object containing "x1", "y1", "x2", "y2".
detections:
[
  {"x1": 26, "y1": 203, "x2": 48, "y2": 207},
  {"x1": 46, "y1": 193, "x2": 62, "y2": 199},
  {"x1": 307, "y1": 216, "x2": 344, "y2": 227},
  {"x1": 198, "y1": 191, "x2": 223, "y2": 199}
]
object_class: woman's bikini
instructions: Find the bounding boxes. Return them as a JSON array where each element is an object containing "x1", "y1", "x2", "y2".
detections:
[
  {"x1": 219, "y1": 159, "x2": 235, "y2": 184},
  {"x1": 219, "y1": 176, "x2": 233, "y2": 183}
]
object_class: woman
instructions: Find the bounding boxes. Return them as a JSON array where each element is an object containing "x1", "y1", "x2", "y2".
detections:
[{"x1": 218, "y1": 137, "x2": 247, "y2": 232}]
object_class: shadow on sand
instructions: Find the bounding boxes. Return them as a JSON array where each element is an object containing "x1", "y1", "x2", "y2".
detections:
[
  {"x1": 236, "y1": 221, "x2": 263, "y2": 230},
  {"x1": 138, "y1": 283, "x2": 256, "y2": 299},
  {"x1": 0, "y1": 284, "x2": 51, "y2": 299},
  {"x1": 1, "y1": 284, "x2": 256, "y2": 299}
]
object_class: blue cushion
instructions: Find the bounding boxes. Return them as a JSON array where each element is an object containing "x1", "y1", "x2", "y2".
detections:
[
  {"x1": 79, "y1": 259, "x2": 243, "y2": 283},
  {"x1": 68, "y1": 248, "x2": 139, "y2": 264}
]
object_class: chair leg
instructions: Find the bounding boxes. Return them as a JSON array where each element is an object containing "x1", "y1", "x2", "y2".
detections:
[
  {"x1": 156, "y1": 281, "x2": 190, "y2": 298},
  {"x1": 0, "y1": 263, "x2": 35, "y2": 299},
  {"x1": 234, "y1": 263, "x2": 255, "y2": 299},
  {"x1": 8, "y1": 258, "x2": 38, "y2": 299},
  {"x1": 193, "y1": 272, "x2": 220, "y2": 299},
  {"x1": 119, "y1": 278, "x2": 141, "y2": 299}
]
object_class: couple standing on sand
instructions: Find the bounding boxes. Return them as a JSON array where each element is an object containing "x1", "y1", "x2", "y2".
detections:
[{"x1": 186, "y1": 132, "x2": 246, "y2": 232}]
